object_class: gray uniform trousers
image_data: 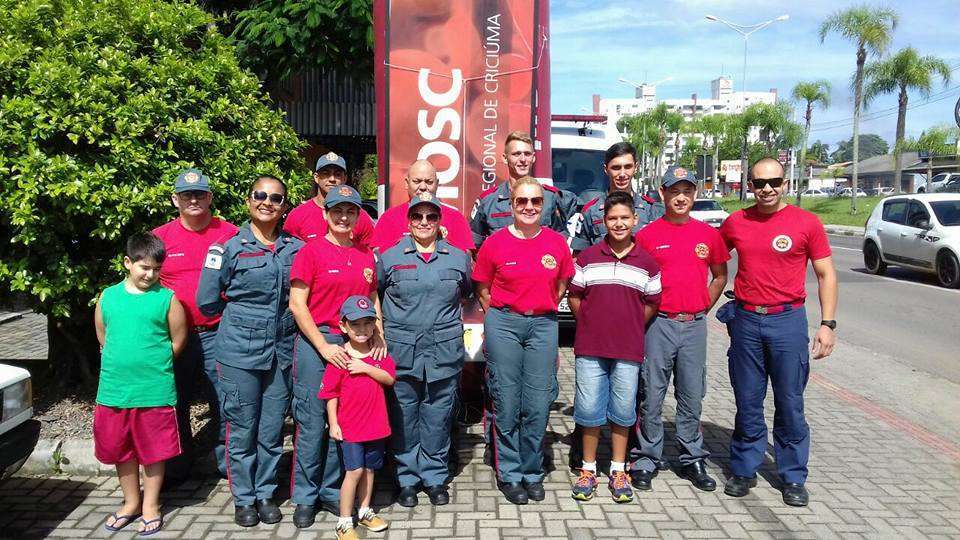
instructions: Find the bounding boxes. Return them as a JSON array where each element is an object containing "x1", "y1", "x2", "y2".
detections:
[
  {"x1": 290, "y1": 332, "x2": 344, "y2": 506},
  {"x1": 389, "y1": 375, "x2": 458, "y2": 488},
  {"x1": 633, "y1": 316, "x2": 709, "y2": 472}
]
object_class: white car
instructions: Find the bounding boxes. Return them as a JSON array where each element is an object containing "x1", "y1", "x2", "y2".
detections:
[
  {"x1": 837, "y1": 187, "x2": 868, "y2": 197},
  {"x1": 801, "y1": 188, "x2": 829, "y2": 197},
  {"x1": 690, "y1": 199, "x2": 729, "y2": 228},
  {"x1": 872, "y1": 186, "x2": 895, "y2": 196},
  {"x1": 916, "y1": 172, "x2": 959, "y2": 193},
  {"x1": 0, "y1": 364, "x2": 38, "y2": 479},
  {"x1": 863, "y1": 193, "x2": 960, "y2": 288}
]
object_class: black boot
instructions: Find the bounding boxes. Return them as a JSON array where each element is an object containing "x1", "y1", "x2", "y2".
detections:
[
  {"x1": 724, "y1": 475, "x2": 758, "y2": 497},
  {"x1": 234, "y1": 505, "x2": 259, "y2": 527},
  {"x1": 678, "y1": 461, "x2": 717, "y2": 492},
  {"x1": 256, "y1": 499, "x2": 282, "y2": 524},
  {"x1": 292, "y1": 505, "x2": 316, "y2": 528},
  {"x1": 397, "y1": 486, "x2": 419, "y2": 507},
  {"x1": 499, "y1": 482, "x2": 529, "y2": 505}
]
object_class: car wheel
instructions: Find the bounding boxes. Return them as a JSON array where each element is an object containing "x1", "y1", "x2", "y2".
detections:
[
  {"x1": 863, "y1": 241, "x2": 887, "y2": 275},
  {"x1": 936, "y1": 251, "x2": 960, "y2": 288}
]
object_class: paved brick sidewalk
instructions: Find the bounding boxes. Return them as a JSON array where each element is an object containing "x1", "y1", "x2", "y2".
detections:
[{"x1": 2, "y1": 323, "x2": 959, "y2": 538}]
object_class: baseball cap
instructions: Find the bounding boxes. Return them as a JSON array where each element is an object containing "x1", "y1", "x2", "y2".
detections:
[
  {"x1": 661, "y1": 165, "x2": 697, "y2": 188},
  {"x1": 323, "y1": 185, "x2": 362, "y2": 209},
  {"x1": 174, "y1": 168, "x2": 211, "y2": 193},
  {"x1": 407, "y1": 191, "x2": 441, "y2": 213},
  {"x1": 315, "y1": 151, "x2": 347, "y2": 172},
  {"x1": 341, "y1": 295, "x2": 377, "y2": 321}
]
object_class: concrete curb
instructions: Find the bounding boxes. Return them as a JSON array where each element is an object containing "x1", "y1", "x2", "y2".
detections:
[
  {"x1": 21, "y1": 438, "x2": 112, "y2": 476},
  {"x1": 825, "y1": 225, "x2": 865, "y2": 237}
]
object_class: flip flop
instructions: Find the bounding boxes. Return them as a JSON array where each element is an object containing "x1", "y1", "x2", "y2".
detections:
[
  {"x1": 137, "y1": 516, "x2": 164, "y2": 537},
  {"x1": 104, "y1": 512, "x2": 139, "y2": 532}
]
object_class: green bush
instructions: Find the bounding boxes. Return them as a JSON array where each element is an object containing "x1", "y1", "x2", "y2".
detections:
[{"x1": 0, "y1": 0, "x2": 309, "y2": 381}]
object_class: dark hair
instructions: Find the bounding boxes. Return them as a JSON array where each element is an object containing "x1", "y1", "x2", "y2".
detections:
[
  {"x1": 748, "y1": 157, "x2": 784, "y2": 179},
  {"x1": 249, "y1": 175, "x2": 288, "y2": 196},
  {"x1": 603, "y1": 191, "x2": 636, "y2": 216},
  {"x1": 604, "y1": 142, "x2": 637, "y2": 165},
  {"x1": 126, "y1": 232, "x2": 166, "y2": 263}
]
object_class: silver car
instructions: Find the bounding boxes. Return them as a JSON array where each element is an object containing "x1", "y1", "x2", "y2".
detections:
[{"x1": 863, "y1": 193, "x2": 960, "y2": 288}]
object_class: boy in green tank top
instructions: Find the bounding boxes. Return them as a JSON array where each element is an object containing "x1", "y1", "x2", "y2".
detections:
[{"x1": 93, "y1": 232, "x2": 188, "y2": 536}]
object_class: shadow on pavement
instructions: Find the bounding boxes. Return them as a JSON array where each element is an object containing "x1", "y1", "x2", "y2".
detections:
[{"x1": 0, "y1": 476, "x2": 97, "y2": 538}]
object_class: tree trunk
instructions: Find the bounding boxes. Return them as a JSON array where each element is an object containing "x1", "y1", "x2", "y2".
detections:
[
  {"x1": 796, "y1": 101, "x2": 813, "y2": 206},
  {"x1": 927, "y1": 160, "x2": 933, "y2": 192},
  {"x1": 739, "y1": 133, "x2": 749, "y2": 202},
  {"x1": 851, "y1": 45, "x2": 866, "y2": 213},
  {"x1": 893, "y1": 85, "x2": 907, "y2": 194}
]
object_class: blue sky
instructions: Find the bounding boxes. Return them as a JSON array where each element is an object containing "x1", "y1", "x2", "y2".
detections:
[{"x1": 549, "y1": 0, "x2": 960, "y2": 152}]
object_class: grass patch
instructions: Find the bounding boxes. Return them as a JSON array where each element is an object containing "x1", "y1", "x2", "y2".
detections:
[{"x1": 717, "y1": 196, "x2": 881, "y2": 227}]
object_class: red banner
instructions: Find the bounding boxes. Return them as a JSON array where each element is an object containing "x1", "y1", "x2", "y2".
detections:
[{"x1": 374, "y1": 0, "x2": 551, "y2": 214}]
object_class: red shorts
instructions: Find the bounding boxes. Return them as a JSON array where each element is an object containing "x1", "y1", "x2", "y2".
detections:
[{"x1": 93, "y1": 405, "x2": 181, "y2": 466}]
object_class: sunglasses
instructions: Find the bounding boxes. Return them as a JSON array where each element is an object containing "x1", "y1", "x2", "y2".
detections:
[
  {"x1": 408, "y1": 212, "x2": 440, "y2": 223},
  {"x1": 751, "y1": 177, "x2": 784, "y2": 190},
  {"x1": 513, "y1": 196, "x2": 544, "y2": 208},
  {"x1": 251, "y1": 191, "x2": 285, "y2": 204}
]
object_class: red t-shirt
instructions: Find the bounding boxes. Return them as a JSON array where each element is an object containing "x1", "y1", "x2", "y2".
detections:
[
  {"x1": 283, "y1": 198, "x2": 375, "y2": 248},
  {"x1": 152, "y1": 217, "x2": 238, "y2": 327},
  {"x1": 636, "y1": 218, "x2": 730, "y2": 313},
  {"x1": 719, "y1": 205, "x2": 831, "y2": 306},
  {"x1": 472, "y1": 227, "x2": 575, "y2": 314},
  {"x1": 317, "y1": 354, "x2": 396, "y2": 443},
  {"x1": 370, "y1": 201, "x2": 475, "y2": 253},
  {"x1": 289, "y1": 237, "x2": 377, "y2": 332}
]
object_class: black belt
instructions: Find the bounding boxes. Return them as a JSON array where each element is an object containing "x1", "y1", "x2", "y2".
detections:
[
  {"x1": 192, "y1": 323, "x2": 219, "y2": 333},
  {"x1": 657, "y1": 311, "x2": 705, "y2": 322}
]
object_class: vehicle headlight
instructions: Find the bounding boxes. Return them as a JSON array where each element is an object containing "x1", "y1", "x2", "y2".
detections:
[{"x1": 2, "y1": 378, "x2": 32, "y2": 423}]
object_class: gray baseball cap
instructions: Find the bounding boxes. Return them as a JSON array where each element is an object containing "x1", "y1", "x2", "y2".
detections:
[
  {"x1": 661, "y1": 165, "x2": 697, "y2": 188},
  {"x1": 341, "y1": 295, "x2": 377, "y2": 321},
  {"x1": 323, "y1": 185, "x2": 362, "y2": 209},
  {"x1": 174, "y1": 168, "x2": 211, "y2": 193},
  {"x1": 315, "y1": 151, "x2": 347, "y2": 172}
]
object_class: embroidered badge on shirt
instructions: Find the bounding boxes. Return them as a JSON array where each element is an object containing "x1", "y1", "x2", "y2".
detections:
[
  {"x1": 439, "y1": 225, "x2": 448, "y2": 238},
  {"x1": 695, "y1": 243, "x2": 710, "y2": 259},
  {"x1": 772, "y1": 234, "x2": 793, "y2": 253},
  {"x1": 363, "y1": 267, "x2": 374, "y2": 283},
  {"x1": 204, "y1": 253, "x2": 222, "y2": 270},
  {"x1": 541, "y1": 254, "x2": 557, "y2": 270}
]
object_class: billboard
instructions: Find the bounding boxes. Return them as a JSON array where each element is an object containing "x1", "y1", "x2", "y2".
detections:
[
  {"x1": 720, "y1": 159, "x2": 742, "y2": 184},
  {"x1": 373, "y1": 0, "x2": 551, "y2": 213}
]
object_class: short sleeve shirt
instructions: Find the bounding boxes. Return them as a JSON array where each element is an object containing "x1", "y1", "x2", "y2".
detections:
[
  {"x1": 289, "y1": 237, "x2": 377, "y2": 332},
  {"x1": 370, "y1": 201, "x2": 475, "y2": 253},
  {"x1": 152, "y1": 217, "x2": 238, "y2": 327},
  {"x1": 472, "y1": 227, "x2": 574, "y2": 314},
  {"x1": 317, "y1": 354, "x2": 396, "y2": 442},
  {"x1": 284, "y1": 198, "x2": 375, "y2": 248},
  {"x1": 636, "y1": 218, "x2": 730, "y2": 313},
  {"x1": 719, "y1": 205, "x2": 831, "y2": 305},
  {"x1": 568, "y1": 241, "x2": 661, "y2": 362}
]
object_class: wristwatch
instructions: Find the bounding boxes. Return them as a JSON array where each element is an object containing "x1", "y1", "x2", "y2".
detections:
[{"x1": 820, "y1": 320, "x2": 837, "y2": 330}]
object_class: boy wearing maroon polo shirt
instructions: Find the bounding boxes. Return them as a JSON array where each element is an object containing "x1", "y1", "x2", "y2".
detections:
[
  {"x1": 567, "y1": 191, "x2": 662, "y2": 503},
  {"x1": 632, "y1": 165, "x2": 729, "y2": 493}
]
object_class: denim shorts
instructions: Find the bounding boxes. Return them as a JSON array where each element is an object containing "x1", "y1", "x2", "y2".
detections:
[
  {"x1": 574, "y1": 356, "x2": 641, "y2": 427},
  {"x1": 340, "y1": 439, "x2": 386, "y2": 471}
]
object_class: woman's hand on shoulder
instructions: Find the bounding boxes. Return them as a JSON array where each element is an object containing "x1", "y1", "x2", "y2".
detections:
[
  {"x1": 319, "y1": 343, "x2": 349, "y2": 369},
  {"x1": 370, "y1": 334, "x2": 388, "y2": 361}
]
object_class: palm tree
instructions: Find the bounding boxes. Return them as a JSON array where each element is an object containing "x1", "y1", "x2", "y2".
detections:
[
  {"x1": 864, "y1": 47, "x2": 951, "y2": 193},
  {"x1": 819, "y1": 5, "x2": 899, "y2": 212},
  {"x1": 792, "y1": 81, "x2": 831, "y2": 204},
  {"x1": 901, "y1": 125, "x2": 960, "y2": 192},
  {"x1": 695, "y1": 114, "x2": 728, "y2": 192}
]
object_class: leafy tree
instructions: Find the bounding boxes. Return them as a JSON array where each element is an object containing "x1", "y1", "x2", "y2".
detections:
[
  {"x1": 864, "y1": 47, "x2": 951, "y2": 193},
  {"x1": 900, "y1": 125, "x2": 960, "y2": 191},
  {"x1": 792, "y1": 80, "x2": 831, "y2": 203},
  {"x1": 808, "y1": 140, "x2": 830, "y2": 163},
  {"x1": 820, "y1": 5, "x2": 899, "y2": 212},
  {"x1": 829, "y1": 134, "x2": 890, "y2": 163},
  {"x1": 0, "y1": 0, "x2": 308, "y2": 383}
]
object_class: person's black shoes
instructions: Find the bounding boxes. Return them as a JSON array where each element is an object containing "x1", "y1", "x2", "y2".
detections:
[
  {"x1": 256, "y1": 499, "x2": 282, "y2": 524},
  {"x1": 426, "y1": 485, "x2": 450, "y2": 506},
  {"x1": 499, "y1": 482, "x2": 529, "y2": 505},
  {"x1": 678, "y1": 461, "x2": 717, "y2": 492},
  {"x1": 630, "y1": 469, "x2": 657, "y2": 491},
  {"x1": 524, "y1": 482, "x2": 546, "y2": 501},
  {"x1": 724, "y1": 475, "x2": 758, "y2": 497},
  {"x1": 234, "y1": 505, "x2": 259, "y2": 527},
  {"x1": 293, "y1": 504, "x2": 316, "y2": 528},
  {"x1": 397, "y1": 486, "x2": 419, "y2": 507},
  {"x1": 781, "y1": 483, "x2": 809, "y2": 507}
]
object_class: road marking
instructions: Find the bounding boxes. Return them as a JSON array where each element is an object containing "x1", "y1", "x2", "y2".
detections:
[
  {"x1": 851, "y1": 271, "x2": 960, "y2": 294},
  {"x1": 831, "y1": 246, "x2": 861, "y2": 252}
]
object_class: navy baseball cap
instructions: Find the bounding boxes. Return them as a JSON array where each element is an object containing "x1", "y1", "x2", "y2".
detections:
[
  {"x1": 661, "y1": 165, "x2": 697, "y2": 188},
  {"x1": 315, "y1": 151, "x2": 347, "y2": 172},
  {"x1": 174, "y1": 168, "x2": 211, "y2": 193},
  {"x1": 341, "y1": 295, "x2": 377, "y2": 321},
  {"x1": 407, "y1": 191, "x2": 441, "y2": 213},
  {"x1": 323, "y1": 185, "x2": 362, "y2": 209}
]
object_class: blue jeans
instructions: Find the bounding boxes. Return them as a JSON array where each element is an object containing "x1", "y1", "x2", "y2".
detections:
[{"x1": 574, "y1": 356, "x2": 641, "y2": 428}]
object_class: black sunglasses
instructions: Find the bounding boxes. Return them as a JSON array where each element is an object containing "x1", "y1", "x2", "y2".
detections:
[
  {"x1": 251, "y1": 190, "x2": 285, "y2": 204},
  {"x1": 408, "y1": 212, "x2": 440, "y2": 223},
  {"x1": 513, "y1": 196, "x2": 544, "y2": 208},
  {"x1": 751, "y1": 177, "x2": 784, "y2": 190}
]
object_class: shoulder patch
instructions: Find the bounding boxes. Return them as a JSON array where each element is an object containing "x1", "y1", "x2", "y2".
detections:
[
  {"x1": 204, "y1": 253, "x2": 223, "y2": 270},
  {"x1": 208, "y1": 244, "x2": 225, "y2": 254}
]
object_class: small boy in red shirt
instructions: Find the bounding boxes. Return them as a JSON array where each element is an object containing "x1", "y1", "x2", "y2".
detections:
[{"x1": 318, "y1": 296, "x2": 396, "y2": 540}]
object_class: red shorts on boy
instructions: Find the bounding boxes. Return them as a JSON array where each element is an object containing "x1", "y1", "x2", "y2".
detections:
[{"x1": 93, "y1": 405, "x2": 182, "y2": 465}]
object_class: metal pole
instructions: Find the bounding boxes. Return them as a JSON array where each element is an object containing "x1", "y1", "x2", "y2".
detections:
[{"x1": 739, "y1": 35, "x2": 749, "y2": 201}]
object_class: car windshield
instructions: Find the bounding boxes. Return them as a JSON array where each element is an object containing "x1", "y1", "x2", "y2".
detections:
[
  {"x1": 551, "y1": 148, "x2": 608, "y2": 200},
  {"x1": 692, "y1": 200, "x2": 722, "y2": 211},
  {"x1": 930, "y1": 201, "x2": 960, "y2": 226}
]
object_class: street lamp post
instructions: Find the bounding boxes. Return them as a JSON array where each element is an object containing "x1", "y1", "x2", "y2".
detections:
[
  {"x1": 618, "y1": 76, "x2": 672, "y2": 185},
  {"x1": 705, "y1": 14, "x2": 788, "y2": 201}
]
